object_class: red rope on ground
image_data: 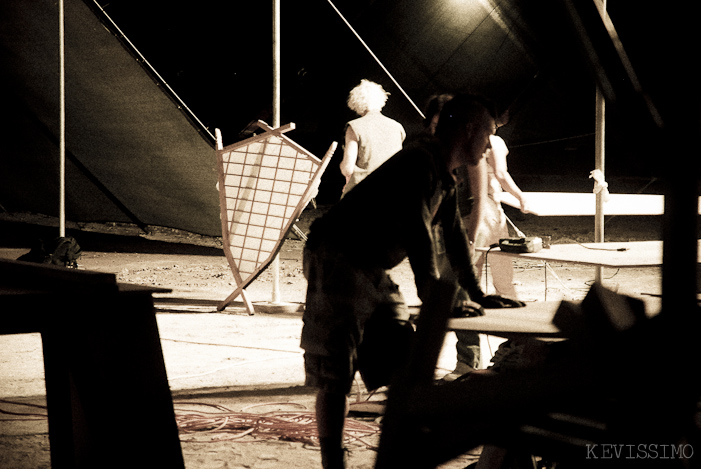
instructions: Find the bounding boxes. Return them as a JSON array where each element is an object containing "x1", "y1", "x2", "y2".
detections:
[
  {"x1": 0, "y1": 398, "x2": 381, "y2": 447},
  {"x1": 173, "y1": 401, "x2": 381, "y2": 448}
]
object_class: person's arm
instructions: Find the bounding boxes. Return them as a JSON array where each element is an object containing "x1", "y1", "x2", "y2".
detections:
[
  {"x1": 489, "y1": 135, "x2": 531, "y2": 213},
  {"x1": 441, "y1": 190, "x2": 485, "y2": 303},
  {"x1": 339, "y1": 126, "x2": 358, "y2": 183},
  {"x1": 446, "y1": 195, "x2": 526, "y2": 311}
]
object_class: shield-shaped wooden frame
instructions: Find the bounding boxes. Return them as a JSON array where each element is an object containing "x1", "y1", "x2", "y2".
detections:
[{"x1": 215, "y1": 121, "x2": 335, "y2": 313}]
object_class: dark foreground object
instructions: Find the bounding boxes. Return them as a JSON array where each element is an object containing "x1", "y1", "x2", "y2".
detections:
[
  {"x1": 0, "y1": 258, "x2": 184, "y2": 468},
  {"x1": 376, "y1": 281, "x2": 700, "y2": 468}
]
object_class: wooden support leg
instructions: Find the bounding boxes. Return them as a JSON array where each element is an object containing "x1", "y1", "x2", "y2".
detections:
[
  {"x1": 240, "y1": 288, "x2": 255, "y2": 315},
  {"x1": 217, "y1": 286, "x2": 255, "y2": 315}
]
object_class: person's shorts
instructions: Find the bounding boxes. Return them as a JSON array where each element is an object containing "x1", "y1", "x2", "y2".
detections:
[{"x1": 300, "y1": 244, "x2": 412, "y2": 394}]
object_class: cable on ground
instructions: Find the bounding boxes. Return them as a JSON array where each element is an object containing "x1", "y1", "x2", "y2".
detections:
[
  {"x1": 0, "y1": 398, "x2": 380, "y2": 448},
  {"x1": 173, "y1": 401, "x2": 380, "y2": 448}
]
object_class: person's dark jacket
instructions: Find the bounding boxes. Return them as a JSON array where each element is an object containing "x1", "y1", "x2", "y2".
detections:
[{"x1": 306, "y1": 136, "x2": 483, "y2": 303}]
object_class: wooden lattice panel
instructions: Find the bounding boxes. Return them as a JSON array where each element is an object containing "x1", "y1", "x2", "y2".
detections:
[{"x1": 215, "y1": 121, "x2": 335, "y2": 311}]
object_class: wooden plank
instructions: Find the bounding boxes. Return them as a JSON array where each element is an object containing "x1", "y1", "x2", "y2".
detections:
[
  {"x1": 0, "y1": 258, "x2": 117, "y2": 294},
  {"x1": 499, "y1": 192, "x2": 701, "y2": 216},
  {"x1": 449, "y1": 296, "x2": 662, "y2": 339},
  {"x1": 449, "y1": 302, "x2": 563, "y2": 338},
  {"x1": 477, "y1": 240, "x2": 701, "y2": 268}
]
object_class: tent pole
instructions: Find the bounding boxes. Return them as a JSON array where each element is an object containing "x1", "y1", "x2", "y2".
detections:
[
  {"x1": 271, "y1": 0, "x2": 281, "y2": 304},
  {"x1": 21, "y1": 105, "x2": 149, "y2": 234},
  {"x1": 59, "y1": 0, "x2": 66, "y2": 237},
  {"x1": 593, "y1": 0, "x2": 606, "y2": 284},
  {"x1": 594, "y1": 87, "x2": 605, "y2": 283}
]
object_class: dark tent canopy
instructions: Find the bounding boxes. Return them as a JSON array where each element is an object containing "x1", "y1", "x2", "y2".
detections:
[
  {"x1": 0, "y1": 0, "x2": 219, "y2": 235},
  {"x1": 0, "y1": 0, "x2": 692, "y2": 236}
]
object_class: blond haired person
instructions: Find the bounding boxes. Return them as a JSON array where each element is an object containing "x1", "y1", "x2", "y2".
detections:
[{"x1": 339, "y1": 79, "x2": 405, "y2": 196}]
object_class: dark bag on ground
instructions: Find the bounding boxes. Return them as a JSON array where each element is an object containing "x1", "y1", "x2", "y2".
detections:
[{"x1": 17, "y1": 236, "x2": 82, "y2": 268}]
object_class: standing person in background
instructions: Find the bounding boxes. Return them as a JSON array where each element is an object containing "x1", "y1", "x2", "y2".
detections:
[
  {"x1": 467, "y1": 130, "x2": 531, "y2": 298},
  {"x1": 339, "y1": 79, "x2": 405, "y2": 196},
  {"x1": 424, "y1": 93, "x2": 485, "y2": 380},
  {"x1": 464, "y1": 130, "x2": 534, "y2": 469},
  {"x1": 445, "y1": 121, "x2": 532, "y2": 382}
]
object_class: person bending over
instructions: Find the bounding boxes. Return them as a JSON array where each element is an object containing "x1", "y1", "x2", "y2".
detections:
[{"x1": 300, "y1": 94, "x2": 525, "y2": 468}]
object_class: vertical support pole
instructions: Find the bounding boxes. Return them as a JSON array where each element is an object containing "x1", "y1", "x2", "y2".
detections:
[
  {"x1": 594, "y1": 87, "x2": 605, "y2": 284},
  {"x1": 272, "y1": 0, "x2": 280, "y2": 127},
  {"x1": 593, "y1": 0, "x2": 606, "y2": 284},
  {"x1": 59, "y1": 0, "x2": 66, "y2": 238},
  {"x1": 271, "y1": 0, "x2": 282, "y2": 303}
]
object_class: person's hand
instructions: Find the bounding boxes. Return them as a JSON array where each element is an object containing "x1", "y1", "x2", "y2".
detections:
[
  {"x1": 452, "y1": 299, "x2": 485, "y2": 317},
  {"x1": 478, "y1": 294, "x2": 526, "y2": 309},
  {"x1": 519, "y1": 195, "x2": 532, "y2": 214}
]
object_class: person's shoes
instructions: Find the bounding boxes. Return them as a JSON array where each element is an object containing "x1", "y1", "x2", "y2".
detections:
[{"x1": 441, "y1": 361, "x2": 476, "y2": 382}]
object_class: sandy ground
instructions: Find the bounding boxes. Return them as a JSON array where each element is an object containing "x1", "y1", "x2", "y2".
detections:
[{"x1": 0, "y1": 207, "x2": 665, "y2": 468}]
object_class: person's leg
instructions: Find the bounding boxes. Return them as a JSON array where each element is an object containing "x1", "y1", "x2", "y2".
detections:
[
  {"x1": 469, "y1": 201, "x2": 497, "y2": 293},
  {"x1": 471, "y1": 197, "x2": 519, "y2": 298},
  {"x1": 443, "y1": 282, "x2": 483, "y2": 381},
  {"x1": 301, "y1": 247, "x2": 372, "y2": 468},
  {"x1": 443, "y1": 329, "x2": 481, "y2": 381},
  {"x1": 473, "y1": 247, "x2": 518, "y2": 298},
  {"x1": 472, "y1": 251, "x2": 487, "y2": 286},
  {"x1": 316, "y1": 389, "x2": 349, "y2": 469},
  {"x1": 489, "y1": 252, "x2": 517, "y2": 298},
  {"x1": 357, "y1": 272, "x2": 411, "y2": 392},
  {"x1": 455, "y1": 330, "x2": 481, "y2": 369},
  {"x1": 488, "y1": 207, "x2": 518, "y2": 298}
]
